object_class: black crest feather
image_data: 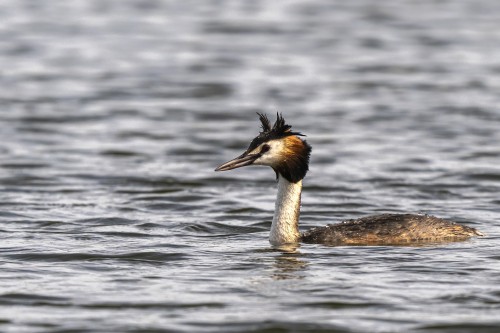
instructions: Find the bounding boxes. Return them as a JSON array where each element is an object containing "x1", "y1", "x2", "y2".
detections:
[
  {"x1": 255, "y1": 112, "x2": 304, "y2": 137},
  {"x1": 257, "y1": 112, "x2": 271, "y2": 132},
  {"x1": 272, "y1": 112, "x2": 292, "y2": 135}
]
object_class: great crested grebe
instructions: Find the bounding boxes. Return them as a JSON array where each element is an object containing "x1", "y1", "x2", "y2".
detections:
[{"x1": 215, "y1": 113, "x2": 482, "y2": 246}]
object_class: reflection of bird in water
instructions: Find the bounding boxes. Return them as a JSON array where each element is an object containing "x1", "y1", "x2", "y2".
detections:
[
  {"x1": 216, "y1": 113, "x2": 483, "y2": 246},
  {"x1": 271, "y1": 245, "x2": 308, "y2": 281}
]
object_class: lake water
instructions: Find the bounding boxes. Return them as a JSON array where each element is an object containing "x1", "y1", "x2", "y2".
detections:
[{"x1": 1, "y1": 1, "x2": 499, "y2": 332}]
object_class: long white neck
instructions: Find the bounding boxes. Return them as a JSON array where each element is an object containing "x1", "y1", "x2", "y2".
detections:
[{"x1": 269, "y1": 175, "x2": 302, "y2": 245}]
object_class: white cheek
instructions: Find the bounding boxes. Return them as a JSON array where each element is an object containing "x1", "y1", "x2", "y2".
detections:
[{"x1": 253, "y1": 140, "x2": 284, "y2": 167}]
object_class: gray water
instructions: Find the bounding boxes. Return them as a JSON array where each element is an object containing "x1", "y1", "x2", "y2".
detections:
[{"x1": 1, "y1": 1, "x2": 500, "y2": 332}]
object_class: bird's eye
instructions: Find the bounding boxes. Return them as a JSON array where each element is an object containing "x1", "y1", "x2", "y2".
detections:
[{"x1": 260, "y1": 144, "x2": 270, "y2": 154}]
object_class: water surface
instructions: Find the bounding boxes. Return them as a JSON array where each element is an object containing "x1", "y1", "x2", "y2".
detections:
[{"x1": 1, "y1": 1, "x2": 500, "y2": 332}]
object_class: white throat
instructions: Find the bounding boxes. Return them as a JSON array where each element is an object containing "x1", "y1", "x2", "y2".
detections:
[{"x1": 269, "y1": 175, "x2": 302, "y2": 245}]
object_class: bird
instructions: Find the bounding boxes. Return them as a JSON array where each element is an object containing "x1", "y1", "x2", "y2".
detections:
[{"x1": 215, "y1": 113, "x2": 483, "y2": 246}]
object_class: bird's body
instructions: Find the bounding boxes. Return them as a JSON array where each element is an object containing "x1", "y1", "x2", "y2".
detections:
[
  {"x1": 301, "y1": 213, "x2": 481, "y2": 245},
  {"x1": 215, "y1": 113, "x2": 482, "y2": 246}
]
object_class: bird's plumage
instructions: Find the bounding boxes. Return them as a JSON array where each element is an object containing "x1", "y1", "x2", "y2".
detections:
[
  {"x1": 301, "y1": 213, "x2": 482, "y2": 245},
  {"x1": 215, "y1": 113, "x2": 482, "y2": 246}
]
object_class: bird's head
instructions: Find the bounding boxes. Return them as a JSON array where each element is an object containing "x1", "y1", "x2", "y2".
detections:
[{"x1": 215, "y1": 113, "x2": 312, "y2": 183}]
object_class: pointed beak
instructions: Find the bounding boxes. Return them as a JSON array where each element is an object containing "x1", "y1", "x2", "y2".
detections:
[{"x1": 215, "y1": 152, "x2": 260, "y2": 172}]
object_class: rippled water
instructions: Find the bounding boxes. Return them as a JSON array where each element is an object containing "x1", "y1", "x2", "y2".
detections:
[{"x1": 1, "y1": 1, "x2": 500, "y2": 332}]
